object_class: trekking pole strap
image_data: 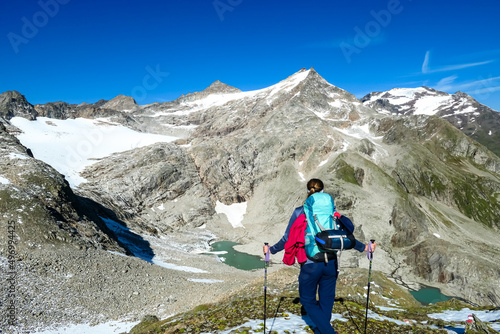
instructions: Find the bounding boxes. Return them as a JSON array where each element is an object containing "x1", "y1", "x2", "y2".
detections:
[{"x1": 265, "y1": 242, "x2": 270, "y2": 263}]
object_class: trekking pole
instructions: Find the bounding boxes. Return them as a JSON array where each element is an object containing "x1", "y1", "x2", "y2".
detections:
[
  {"x1": 364, "y1": 239, "x2": 375, "y2": 334},
  {"x1": 264, "y1": 242, "x2": 270, "y2": 334}
]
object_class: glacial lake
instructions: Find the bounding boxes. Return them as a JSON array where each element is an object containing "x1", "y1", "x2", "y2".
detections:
[
  {"x1": 410, "y1": 285, "x2": 454, "y2": 304},
  {"x1": 208, "y1": 241, "x2": 265, "y2": 271}
]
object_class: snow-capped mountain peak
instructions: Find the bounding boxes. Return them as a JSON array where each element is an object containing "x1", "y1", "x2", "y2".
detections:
[
  {"x1": 362, "y1": 86, "x2": 500, "y2": 156},
  {"x1": 361, "y1": 86, "x2": 486, "y2": 117}
]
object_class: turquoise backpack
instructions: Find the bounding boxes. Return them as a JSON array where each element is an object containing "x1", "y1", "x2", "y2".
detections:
[{"x1": 304, "y1": 192, "x2": 339, "y2": 262}]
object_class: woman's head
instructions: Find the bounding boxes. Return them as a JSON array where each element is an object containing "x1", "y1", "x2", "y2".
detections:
[{"x1": 307, "y1": 178, "x2": 324, "y2": 197}]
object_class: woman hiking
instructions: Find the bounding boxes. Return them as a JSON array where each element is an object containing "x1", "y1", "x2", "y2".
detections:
[{"x1": 263, "y1": 178, "x2": 376, "y2": 334}]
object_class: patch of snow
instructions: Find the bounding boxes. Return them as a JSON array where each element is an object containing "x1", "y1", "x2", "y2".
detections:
[
  {"x1": 10, "y1": 117, "x2": 178, "y2": 187},
  {"x1": 215, "y1": 201, "x2": 247, "y2": 228},
  {"x1": 187, "y1": 278, "x2": 223, "y2": 283},
  {"x1": 157, "y1": 203, "x2": 165, "y2": 210},
  {"x1": 336, "y1": 124, "x2": 379, "y2": 140},
  {"x1": 107, "y1": 250, "x2": 128, "y2": 257},
  {"x1": 489, "y1": 130, "x2": 493, "y2": 136},
  {"x1": 8, "y1": 152, "x2": 29, "y2": 160},
  {"x1": 222, "y1": 313, "x2": 347, "y2": 334},
  {"x1": 427, "y1": 308, "x2": 500, "y2": 322},
  {"x1": 434, "y1": 233, "x2": 441, "y2": 238},
  {"x1": 377, "y1": 306, "x2": 404, "y2": 311},
  {"x1": 442, "y1": 106, "x2": 477, "y2": 117},
  {"x1": 329, "y1": 99, "x2": 343, "y2": 108},
  {"x1": 32, "y1": 319, "x2": 137, "y2": 334},
  {"x1": 265, "y1": 70, "x2": 310, "y2": 103},
  {"x1": 175, "y1": 70, "x2": 311, "y2": 114},
  {"x1": 319, "y1": 159, "x2": 329, "y2": 167},
  {"x1": 366, "y1": 310, "x2": 407, "y2": 325},
  {"x1": 0, "y1": 176, "x2": 11, "y2": 185},
  {"x1": 413, "y1": 96, "x2": 450, "y2": 115},
  {"x1": 151, "y1": 260, "x2": 207, "y2": 273},
  {"x1": 428, "y1": 308, "x2": 500, "y2": 322},
  {"x1": 298, "y1": 171, "x2": 306, "y2": 182}
]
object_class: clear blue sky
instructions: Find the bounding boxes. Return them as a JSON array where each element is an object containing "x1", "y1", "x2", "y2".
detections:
[{"x1": 1, "y1": 0, "x2": 499, "y2": 111}]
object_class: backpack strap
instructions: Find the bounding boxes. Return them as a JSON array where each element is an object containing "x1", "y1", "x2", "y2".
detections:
[{"x1": 312, "y1": 214, "x2": 325, "y2": 232}]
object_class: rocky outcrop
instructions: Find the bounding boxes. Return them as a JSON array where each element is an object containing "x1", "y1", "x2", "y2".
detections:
[
  {"x1": 0, "y1": 90, "x2": 37, "y2": 120},
  {"x1": 78, "y1": 142, "x2": 215, "y2": 233},
  {"x1": 465, "y1": 313, "x2": 498, "y2": 333},
  {"x1": 101, "y1": 94, "x2": 139, "y2": 112}
]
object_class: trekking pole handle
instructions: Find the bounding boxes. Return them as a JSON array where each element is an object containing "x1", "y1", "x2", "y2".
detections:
[
  {"x1": 367, "y1": 240, "x2": 375, "y2": 260},
  {"x1": 264, "y1": 243, "x2": 270, "y2": 262}
]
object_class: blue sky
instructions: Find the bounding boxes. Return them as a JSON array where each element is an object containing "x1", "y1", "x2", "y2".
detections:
[{"x1": 1, "y1": 0, "x2": 499, "y2": 111}]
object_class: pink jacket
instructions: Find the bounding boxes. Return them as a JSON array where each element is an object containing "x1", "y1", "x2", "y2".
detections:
[{"x1": 283, "y1": 214, "x2": 307, "y2": 265}]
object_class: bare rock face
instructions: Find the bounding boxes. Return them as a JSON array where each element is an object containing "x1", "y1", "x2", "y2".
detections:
[
  {"x1": 78, "y1": 142, "x2": 214, "y2": 234},
  {"x1": 35, "y1": 101, "x2": 72, "y2": 119},
  {"x1": 101, "y1": 94, "x2": 139, "y2": 112},
  {"x1": 0, "y1": 90, "x2": 37, "y2": 120}
]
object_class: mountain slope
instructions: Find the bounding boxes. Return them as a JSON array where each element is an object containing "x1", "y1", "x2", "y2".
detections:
[{"x1": 362, "y1": 87, "x2": 500, "y2": 157}]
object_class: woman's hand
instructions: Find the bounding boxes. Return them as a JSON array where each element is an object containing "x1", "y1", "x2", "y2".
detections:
[
  {"x1": 364, "y1": 242, "x2": 377, "y2": 252},
  {"x1": 263, "y1": 244, "x2": 270, "y2": 255}
]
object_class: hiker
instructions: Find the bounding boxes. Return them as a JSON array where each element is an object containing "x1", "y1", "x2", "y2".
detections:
[{"x1": 263, "y1": 178, "x2": 376, "y2": 334}]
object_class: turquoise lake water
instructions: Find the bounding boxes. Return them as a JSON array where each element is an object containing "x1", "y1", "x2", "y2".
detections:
[
  {"x1": 209, "y1": 241, "x2": 265, "y2": 271},
  {"x1": 409, "y1": 285, "x2": 454, "y2": 304}
]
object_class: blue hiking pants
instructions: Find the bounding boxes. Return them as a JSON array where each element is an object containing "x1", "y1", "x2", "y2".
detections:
[{"x1": 298, "y1": 260, "x2": 338, "y2": 334}]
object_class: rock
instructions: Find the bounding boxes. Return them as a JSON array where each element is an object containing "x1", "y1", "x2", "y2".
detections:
[
  {"x1": 101, "y1": 95, "x2": 139, "y2": 112},
  {"x1": 0, "y1": 90, "x2": 37, "y2": 120},
  {"x1": 465, "y1": 313, "x2": 498, "y2": 333}
]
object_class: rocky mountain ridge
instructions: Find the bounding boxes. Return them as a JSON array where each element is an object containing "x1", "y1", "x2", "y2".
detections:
[{"x1": 362, "y1": 86, "x2": 500, "y2": 157}]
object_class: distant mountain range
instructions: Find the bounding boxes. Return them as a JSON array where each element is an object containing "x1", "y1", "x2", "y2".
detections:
[{"x1": 2, "y1": 72, "x2": 499, "y2": 157}]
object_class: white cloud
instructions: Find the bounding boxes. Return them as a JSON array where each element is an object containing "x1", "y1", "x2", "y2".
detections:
[
  {"x1": 421, "y1": 50, "x2": 493, "y2": 74},
  {"x1": 435, "y1": 75, "x2": 458, "y2": 91}
]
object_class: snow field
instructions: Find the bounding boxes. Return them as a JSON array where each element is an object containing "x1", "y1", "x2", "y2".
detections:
[{"x1": 10, "y1": 117, "x2": 178, "y2": 187}]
